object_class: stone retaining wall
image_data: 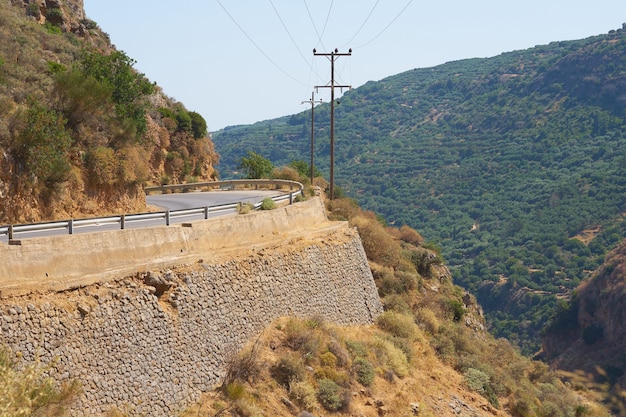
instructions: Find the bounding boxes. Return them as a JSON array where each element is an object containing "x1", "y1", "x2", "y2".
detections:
[{"x1": 0, "y1": 227, "x2": 383, "y2": 416}]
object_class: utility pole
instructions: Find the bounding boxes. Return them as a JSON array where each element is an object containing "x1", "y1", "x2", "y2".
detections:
[
  {"x1": 301, "y1": 92, "x2": 323, "y2": 185},
  {"x1": 314, "y1": 48, "x2": 351, "y2": 200}
]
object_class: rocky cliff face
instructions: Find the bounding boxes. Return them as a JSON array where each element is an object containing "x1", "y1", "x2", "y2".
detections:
[
  {"x1": 11, "y1": 0, "x2": 85, "y2": 33},
  {"x1": 543, "y1": 238, "x2": 626, "y2": 397},
  {"x1": 0, "y1": 0, "x2": 219, "y2": 223}
]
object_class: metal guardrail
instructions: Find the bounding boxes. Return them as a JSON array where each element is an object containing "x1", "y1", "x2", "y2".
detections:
[
  {"x1": 0, "y1": 179, "x2": 303, "y2": 243},
  {"x1": 144, "y1": 179, "x2": 303, "y2": 194}
]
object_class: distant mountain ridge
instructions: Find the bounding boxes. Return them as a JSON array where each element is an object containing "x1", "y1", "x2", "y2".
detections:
[{"x1": 213, "y1": 25, "x2": 626, "y2": 353}]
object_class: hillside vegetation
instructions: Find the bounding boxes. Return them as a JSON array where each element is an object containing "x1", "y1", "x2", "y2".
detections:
[
  {"x1": 0, "y1": 0, "x2": 218, "y2": 223},
  {"x1": 213, "y1": 25, "x2": 626, "y2": 354},
  {"x1": 183, "y1": 194, "x2": 612, "y2": 417},
  {"x1": 543, "y1": 237, "x2": 626, "y2": 411}
]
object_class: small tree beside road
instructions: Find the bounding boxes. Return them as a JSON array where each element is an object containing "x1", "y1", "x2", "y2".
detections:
[{"x1": 238, "y1": 151, "x2": 274, "y2": 179}]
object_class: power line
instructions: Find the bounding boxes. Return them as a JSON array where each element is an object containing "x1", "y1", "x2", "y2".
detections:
[
  {"x1": 355, "y1": 0, "x2": 414, "y2": 49},
  {"x1": 340, "y1": 0, "x2": 380, "y2": 49},
  {"x1": 303, "y1": 0, "x2": 327, "y2": 51},
  {"x1": 269, "y1": 0, "x2": 323, "y2": 81},
  {"x1": 319, "y1": 0, "x2": 334, "y2": 48},
  {"x1": 216, "y1": 0, "x2": 307, "y2": 86}
]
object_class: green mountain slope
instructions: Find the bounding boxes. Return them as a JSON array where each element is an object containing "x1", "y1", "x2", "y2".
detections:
[{"x1": 213, "y1": 26, "x2": 626, "y2": 354}]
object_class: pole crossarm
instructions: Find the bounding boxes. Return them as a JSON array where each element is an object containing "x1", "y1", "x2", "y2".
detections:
[{"x1": 312, "y1": 48, "x2": 352, "y2": 200}]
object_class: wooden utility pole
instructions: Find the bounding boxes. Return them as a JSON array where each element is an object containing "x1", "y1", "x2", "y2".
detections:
[
  {"x1": 302, "y1": 92, "x2": 323, "y2": 185},
  {"x1": 314, "y1": 48, "x2": 351, "y2": 200}
]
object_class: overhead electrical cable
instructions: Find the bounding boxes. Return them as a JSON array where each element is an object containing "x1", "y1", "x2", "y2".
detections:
[
  {"x1": 355, "y1": 0, "x2": 414, "y2": 49},
  {"x1": 340, "y1": 0, "x2": 380, "y2": 49},
  {"x1": 268, "y1": 0, "x2": 313, "y2": 69},
  {"x1": 319, "y1": 0, "x2": 334, "y2": 48},
  {"x1": 216, "y1": 0, "x2": 307, "y2": 86},
  {"x1": 303, "y1": 0, "x2": 327, "y2": 51}
]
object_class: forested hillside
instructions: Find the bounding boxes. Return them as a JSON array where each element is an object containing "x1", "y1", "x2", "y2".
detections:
[
  {"x1": 543, "y1": 237, "x2": 626, "y2": 408},
  {"x1": 213, "y1": 25, "x2": 626, "y2": 354},
  {"x1": 0, "y1": 1, "x2": 218, "y2": 223}
]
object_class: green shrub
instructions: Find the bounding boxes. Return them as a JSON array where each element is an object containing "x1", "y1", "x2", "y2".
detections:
[
  {"x1": 345, "y1": 340, "x2": 367, "y2": 358},
  {"x1": 283, "y1": 318, "x2": 320, "y2": 353},
  {"x1": 27, "y1": 3, "x2": 40, "y2": 18},
  {"x1": 85, "y1": 146, "x2": 116, "y2": 186},
  {"x1": 47, "y1": 61, "x2": 65, "y2": 74},
  {"x1": 408, "y1": 249, "x2": 442, "y2": 277},
  {"x1": 319, "y1": 351, "x2": 337, "y2": 368},
  {"x1": 43, "y1": 21, "x2": 62, "y2": 34},
  {"x1": 353, "y1": 357, "x2": 375, "y2": 386},
  {"x1": 448, "y1": 300, "x2": 465, "y2": 322},
  {"x1": 327, "y1": 339, "x2": 349, "y2": 367},
  {"x1": 175, "y1": 109, "x2": 192, "y2": 133},
  {"x1": 382, "y1": 294, "x2": 411, "y2": 314},
  {"x1": 415, "y1": 307, "x2": 441, "y2": 334},
  {"x1": 376, "y1": 311, "x2": 417, "y2": 339},
  {"x1": 260, "y1": 197, "x2": 276, "y2": 210},
  {"x1": 464, "y1": 368, "x2": 490, "y2": 394},
  {"x1": 289, "y1": 380, "x2": 316, "y2": 410},
  {"x1": 371, "y1": 338, "x2": 410, "y2": 378},
  {"x1": 313, "y1": 366, "x2": 350, "y2": 386},
  {"x1": 12, "y1": 98, "x2": 72, "y2": 191},
  {"x1": 238, "y1": 150, "x2": 274, "y2": 179},
  {"x1": 225, "y1": 382, "x2": 246, "y2": 401},
  {"x1": 351, "y1": 215, "x2": 402, "y2": 267},
  {"x1": 271, "y1": 356, "x2": 306, "y2": 387},
  {"x1": 80, "y1": 19, "x2": 98, "y2": 30},
  {"x1": 317, "y1": 378, "x2": 343, "y2": 411},
  {"x1": 237, "y1": 202, "x2": 254, "y2": 214},
  {"x1": 189, "y1": 111, "x2": 207, "y2": 138}
]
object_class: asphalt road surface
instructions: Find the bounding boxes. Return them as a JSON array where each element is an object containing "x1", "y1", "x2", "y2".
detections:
[
  {"x1": 1, "y1": 190, "x2": 282, "y2": 243},
  {"x1": 146, "y1": 190, "x2": 281, "y2": 211}
]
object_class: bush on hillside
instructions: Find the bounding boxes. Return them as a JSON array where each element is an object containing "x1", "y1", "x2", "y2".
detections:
[
  {"x1": 352, "y1": 357, "x2": 375, "y2": 386},
  {"x1": 351, "y1": 215, "x2": 402, "y2": 268},
  {"x1": 376, "y1": 311, "x2": 418, "y2": 340},
  {"x1": 316, "y1": 378, "x2": 344, "y2": 411}
]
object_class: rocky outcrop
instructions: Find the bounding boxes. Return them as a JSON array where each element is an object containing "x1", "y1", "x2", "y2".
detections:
[
  {"x1": 12, "y1": 0, "x2": 87, "y2": 33},
  {"x1": 542, "y1": 238, "x2": 626, "y2": 390}
]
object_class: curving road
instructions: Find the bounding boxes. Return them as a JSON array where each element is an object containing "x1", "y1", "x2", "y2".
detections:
[
  {"x1": 146, "y1": 190, "x2": 281, "y2": 211},
  {"x1": 1, "y1": 190, "x2": 283, "y2": 243}
]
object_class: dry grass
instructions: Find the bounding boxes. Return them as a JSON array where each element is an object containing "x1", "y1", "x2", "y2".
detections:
[
  {"x1": 0, "y1": 347, "x2": 81, "y2": 417},
  {"x1": 183, "y1": 198, "x2": 611, "y2": 416}
]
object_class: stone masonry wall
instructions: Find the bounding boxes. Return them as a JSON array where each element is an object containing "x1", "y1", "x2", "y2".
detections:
[{"x1": 0, "y1": 227, "x2": 383, "y2": 416}]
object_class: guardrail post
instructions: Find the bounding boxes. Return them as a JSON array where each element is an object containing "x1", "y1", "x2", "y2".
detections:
[
  {"x1": 120, "y1": 214, "x2": 126, "y2": 230},
  {"x1": 204, "y1": 206, "x2": 209, "y2": 220},
  {"x1": 165, "y1": 210, "x2": 170, "y2": 226},
  {"x1": 8, "y1": 224, "x2": 13, "y2": 240},
  {"x1": 289, "y1": 192, "x2": 294, "y2": 204},
  {"x1": 68, "y1": 219, "x2": 74, "y2": 235}
]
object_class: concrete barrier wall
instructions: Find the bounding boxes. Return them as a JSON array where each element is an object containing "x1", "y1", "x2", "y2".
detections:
[
  {"x1": 0, "y1": 197, "x2": 331, "y2": 294},
  {"x1": 0, "y1": 198, "x2": 384, "y2": 416}
]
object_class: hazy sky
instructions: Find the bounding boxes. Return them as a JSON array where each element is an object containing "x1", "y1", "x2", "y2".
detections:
[{"x1": 83, "y1": 1, "x2": 625, "y2": 132}]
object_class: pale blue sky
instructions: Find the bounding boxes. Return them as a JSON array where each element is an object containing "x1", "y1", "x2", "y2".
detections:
[{"x1": 84, "y1": 1, "x2": 625, "y2": 131}]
